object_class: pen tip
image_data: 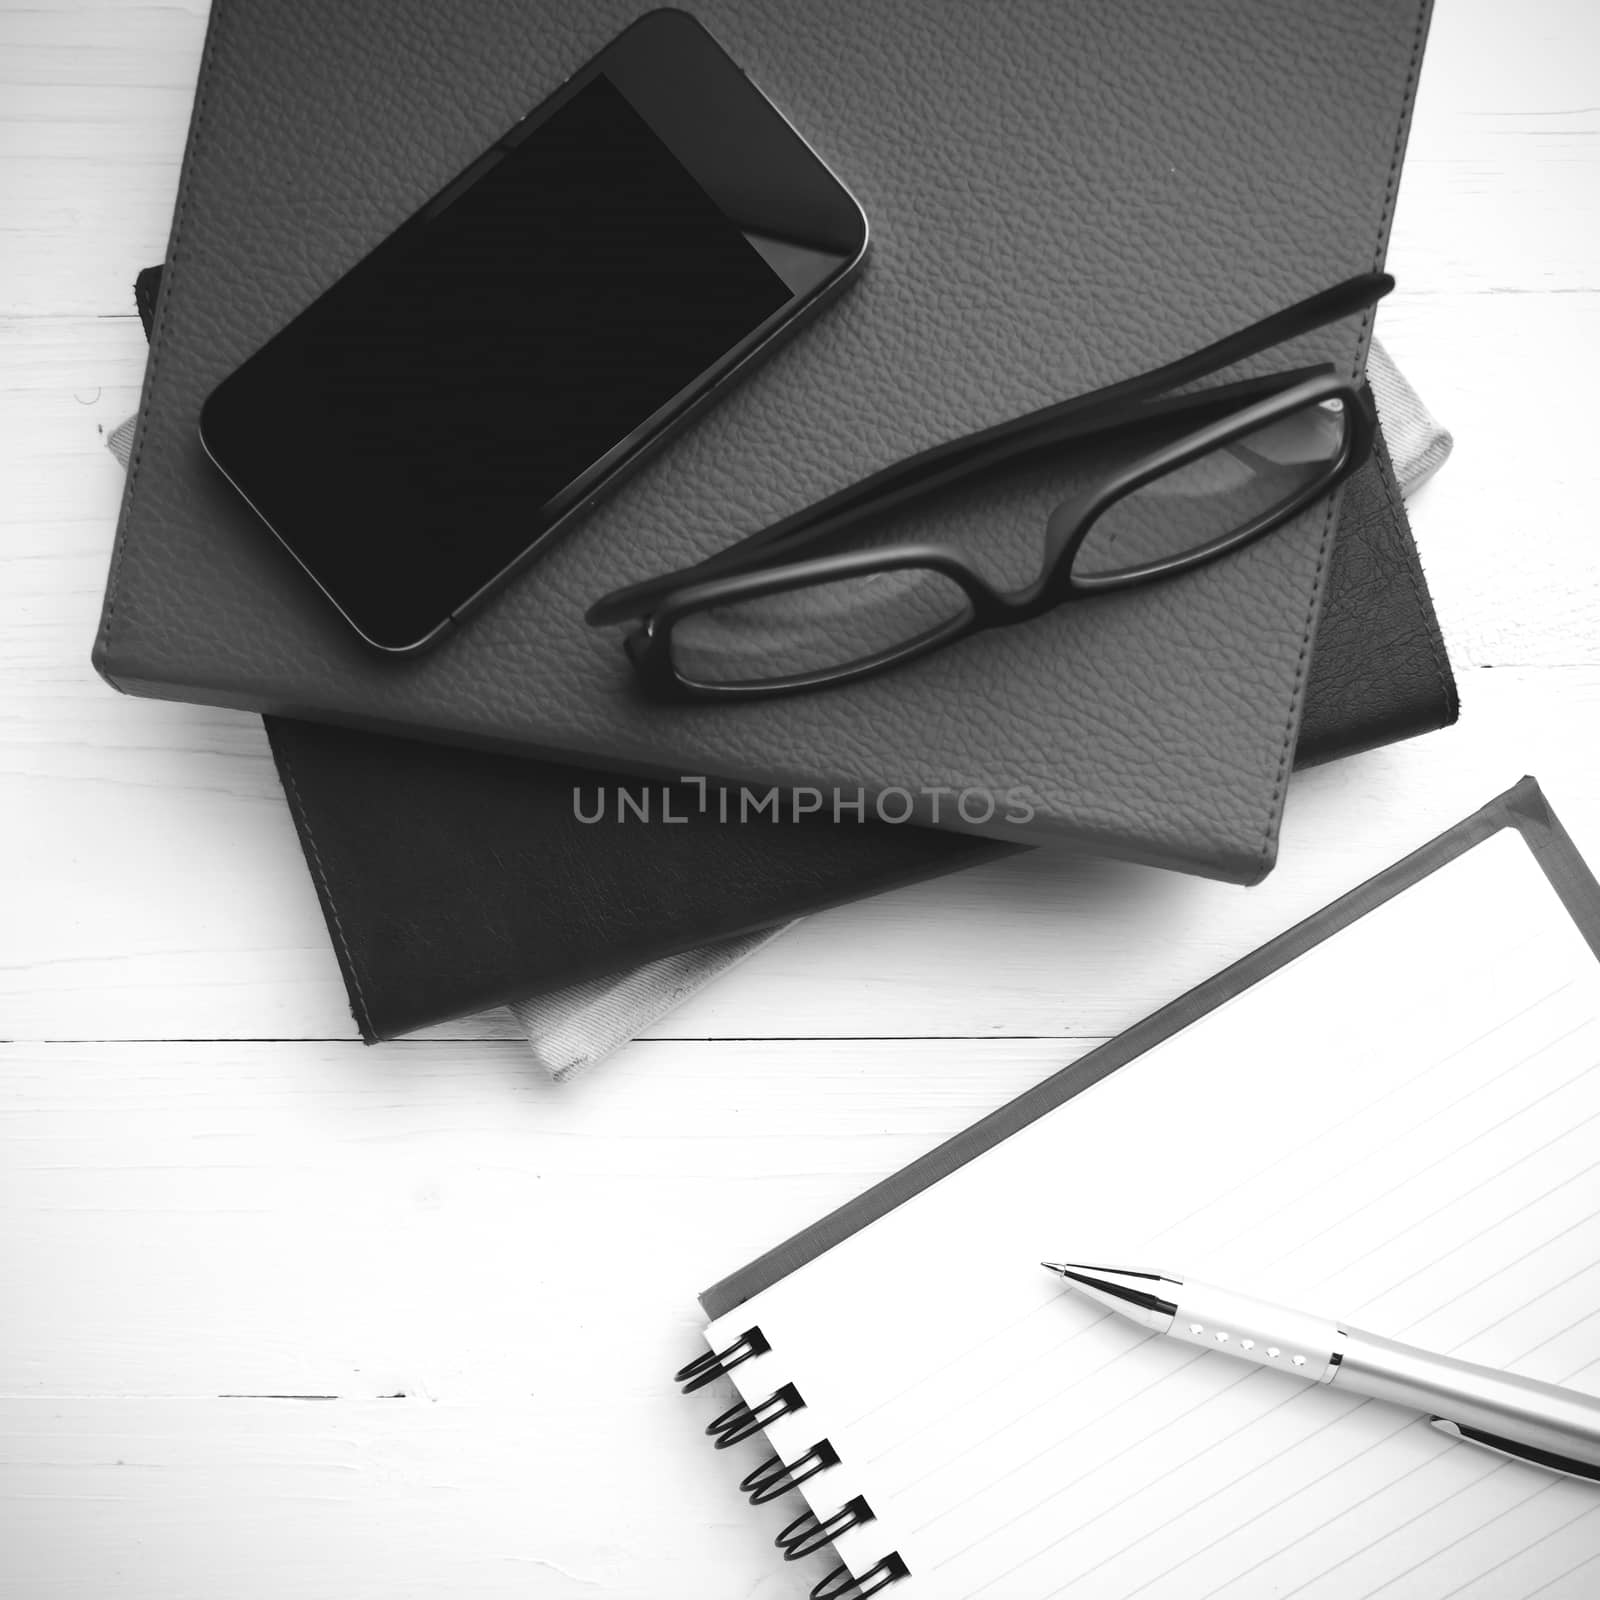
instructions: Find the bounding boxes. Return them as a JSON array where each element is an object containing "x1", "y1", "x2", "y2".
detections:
[{"x1": 1041, "y1": 1261, "x2": 1067, "y2": 1275}]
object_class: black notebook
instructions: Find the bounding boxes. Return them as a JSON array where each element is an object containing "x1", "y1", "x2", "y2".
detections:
[
  {"x1": 96, "y1": 0, "x2": 1434, "y2": 876},
  {"x1": 682, "y1": 780, "x2": 1600, "y2": 1598},
  {"x1": 134, "y1": 258, "x2": 1457, "y2": 1039}
]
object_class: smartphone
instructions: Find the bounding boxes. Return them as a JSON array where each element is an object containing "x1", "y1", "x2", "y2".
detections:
[{"x1": 199, "y1": 9, "x2": 869, "y2": 654}]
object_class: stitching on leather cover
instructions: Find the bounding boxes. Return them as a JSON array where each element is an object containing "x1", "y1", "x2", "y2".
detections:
[
  {"x1": 96, "y1": 3, "x2": 225, "y2": 669},
  {"x1": 273, "y1": 729, "x2": 378, "y2": 1040},
  {"x1": 1256, "y1": 0, "x2": 1431, "y2": 878},
  {"x1": 1375, "y1": 435, "x2": 1457, "y2": 720},
  {"x1": 1260, "y1": 494, "x2": 1339, "y2": 878}
]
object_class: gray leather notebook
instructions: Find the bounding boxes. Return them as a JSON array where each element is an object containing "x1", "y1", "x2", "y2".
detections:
[{"x1": 95, "y1": 0, "x2": 1433, "y2": 880}]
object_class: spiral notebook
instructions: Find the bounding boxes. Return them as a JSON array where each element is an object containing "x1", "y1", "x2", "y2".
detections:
[{"x1": 683, "y1": 779, "x2": 1600, "y2": 1600}]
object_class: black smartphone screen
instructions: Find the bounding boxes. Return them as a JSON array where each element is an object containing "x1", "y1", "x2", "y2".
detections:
[{"x1": 200, "y1": 12, "x2": 867, "y2": 651}]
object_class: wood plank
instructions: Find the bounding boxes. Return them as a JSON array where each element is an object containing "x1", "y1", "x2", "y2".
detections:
[
  {"x1": 0, "y1": 4, "x2": 203, "y2": 318},
  {"x1": 1373, "y1": 294, "x2": 1600, "y2": 670},
  {"x1": 0, "y1": 1394, "x2": 796, "y2": 1599},
  {"x1": 1386, "y1": 0, "x2": 1600, "y2": 296},
  {"x1": 0, "y1": 1035, "x2": 1057, "y2": 1600},
  {"x1": 0, "y1": 1038, "x2": 1078, "y2": 1398}
]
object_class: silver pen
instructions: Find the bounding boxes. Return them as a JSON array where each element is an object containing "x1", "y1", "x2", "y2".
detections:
[{"x1": 1043, "y1": 1262, "x2": 1600, "y2": 1482}]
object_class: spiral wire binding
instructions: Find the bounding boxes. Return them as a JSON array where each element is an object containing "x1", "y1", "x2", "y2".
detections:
[
  {"x1": 740, "y1": 1439, "x2": 841, "y2": 1505},
  {"x1": 778, "y1": 1496, "x2": 875, "y2": 1561},
  {"x1": 679, "y1": 1341, "x2": 908, "y2": 1593},
  {"x1": 706, "y1": 1382, "x2": 804, "y2": 1449},
  {"x1": 675, "y1": 1326, "x2": 770, "y2": 1394},
  {"x1": 810, "y1": 1553, "x2": 910, "y2": 1598}
]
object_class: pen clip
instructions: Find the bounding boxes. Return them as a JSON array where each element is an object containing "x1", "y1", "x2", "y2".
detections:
[{"x1": 1429, "y1": 1417, "x2": 1600, "y2": 1483}]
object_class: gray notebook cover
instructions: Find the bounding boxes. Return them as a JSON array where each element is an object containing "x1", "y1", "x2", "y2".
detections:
[
  {"x1": 95, "y1": 0, "x2": 1432, "y2": 879},
  {"x1": 701, "y1": 778, "x2": 1600, "y2": 1319}
]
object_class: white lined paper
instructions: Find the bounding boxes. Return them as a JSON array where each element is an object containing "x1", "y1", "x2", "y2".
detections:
[{"x1": 707, "y1": 827, "x2": 1600, "y2": 1596}]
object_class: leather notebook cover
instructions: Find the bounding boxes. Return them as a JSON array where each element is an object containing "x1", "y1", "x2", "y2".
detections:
[
  {"x1": 94, "y1": 0, "x2": 1433, "y2": 880},
  {"x1": 268, "y1": 427, "x2": 1457, "y2": 1041},
  {"x1": 130, "y1": 265, "x2": 1457, "y2": 1040}
]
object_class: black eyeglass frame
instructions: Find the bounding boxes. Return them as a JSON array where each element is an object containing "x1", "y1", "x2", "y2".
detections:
[{"x1": 588, "y1": 274, "x2": 1390, "y2": 700}]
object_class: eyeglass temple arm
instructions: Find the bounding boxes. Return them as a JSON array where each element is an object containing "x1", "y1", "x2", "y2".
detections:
[
  {"x1": 586, "y1": 272, "x2": 1392, "y2": 626},
  {"x1": 590, "y1": 370, "x2": 1322, "y2": 624}
]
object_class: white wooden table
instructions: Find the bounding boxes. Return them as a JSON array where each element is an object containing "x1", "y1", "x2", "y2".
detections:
[{"x1": 4, "y1": 2, "x2": 1599, "y2": 1594}]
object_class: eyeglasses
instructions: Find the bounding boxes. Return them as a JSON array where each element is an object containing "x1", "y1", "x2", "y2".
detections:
[{"x1": 585, "y1": 274, "x2": 1390, "y2": 700}]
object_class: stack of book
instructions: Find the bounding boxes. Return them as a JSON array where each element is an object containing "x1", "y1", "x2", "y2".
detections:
[{"x1": 96, "y1": 0, "x2": 1453, "y2": 1045}]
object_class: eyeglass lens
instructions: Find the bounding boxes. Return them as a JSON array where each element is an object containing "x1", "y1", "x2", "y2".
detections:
[
  {"x1": 666, "y1": 396, "x2": 1349, "y2": 688},
  {"x1": 668, "y1": 568, "x2": 973, "y2": 687},
  {"x1": 1068, "y1": 397, "x2": 1349, "y2": 584}
]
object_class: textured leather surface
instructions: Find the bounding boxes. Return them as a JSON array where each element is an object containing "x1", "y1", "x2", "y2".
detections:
[
  {"x1": 131, "y1": 268, "x2": 1459, "y2": 1039},
  {"x1": 270, "y1": 429, "x2": 1455, "y2": 1041},
  {"x1": 1294, "y1": 422, "x2": 1457, "y2": 767},
  {"x1": 96, "y1": 0, "x2": 1433, "y2": 879}
]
